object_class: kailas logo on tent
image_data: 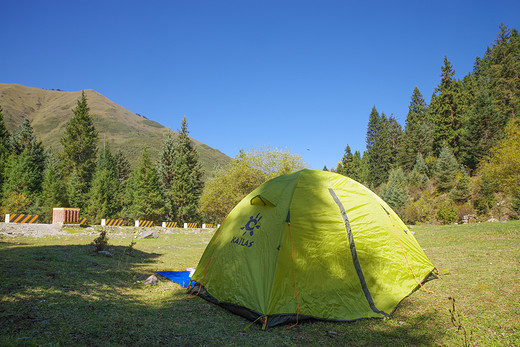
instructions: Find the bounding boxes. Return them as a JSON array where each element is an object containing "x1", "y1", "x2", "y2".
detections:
[
  {"x1": 230, "y1": 213, "x2": 262, "y2": 248},
  {"x1": 241, "y1": 213, "x2": 262, "y2": 236}
]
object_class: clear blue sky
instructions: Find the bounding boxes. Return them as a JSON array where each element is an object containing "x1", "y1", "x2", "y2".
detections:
[{"x1": 2, "y1": 1, "x2": 519, "y2": 170}]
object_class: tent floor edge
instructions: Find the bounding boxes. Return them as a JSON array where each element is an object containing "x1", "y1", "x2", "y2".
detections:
[
  {"x1": 189, "y1": 283, "x2": 262, "y2": 324},
  {"x1": 188, "y1": 284, "x2": 388, "y2": 329}
]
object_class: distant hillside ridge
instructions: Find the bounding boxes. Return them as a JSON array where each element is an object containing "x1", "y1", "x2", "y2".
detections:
[{"x1": 0, "y1": 83, "x2": 230, "y2": 177}]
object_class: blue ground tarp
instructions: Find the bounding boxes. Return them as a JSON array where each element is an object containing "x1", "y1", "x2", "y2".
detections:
[{"x1": 157, "y1": 271, "x2": 192, "y2": 288}]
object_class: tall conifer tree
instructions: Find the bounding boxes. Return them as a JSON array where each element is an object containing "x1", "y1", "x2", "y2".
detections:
[
  {"x1": 114, "y1": 150, "x2": 131, "y2": 186},
  {"x1": 387, "y1": 115, "x2": 403, "y2": 162},
  {"x1": 11, "y1": 118, "x2": 46, "y2": 187},
  {"x1": 352, "y1": 151, "x2": 364, "y2": 183},
  {"x1": 486, "y1": 24, "x2": 520, "y2": 119},
  {"x1": 2, "y1": 150, "x2": 41, "y2": 203},
  {"x1": 86, "y1": 145, "x2": 120, "y2": 223},
  {"x1": 365, "y1": 107, "x2": 392, "y2": 188},
  {"x1": 0, "y1": 106, "x2": 9, "y2": 155},
  {"x1": 398, "y1": 87, "x2": 432, "y2": 170},
  {"x1": 0, "y1": 106, "x2": 10, "y2": 199},
  {"x1": 157, "y1": 131, "x2": 177, "y2": 220},
  {"x1": 60, "y1": 91, "x2": 98, "y2": 206},
  {"x1": 40, "y1": 153, "x2": 67, "y2": 222},
  {"x1": 380, "y1": 167, "x2": 408, "y2": 214},
  {"x1": 434, "y1": 145, "x2": 460, "y2": 193},
  {"x1": 129, "y1": 148, "x2": 165, "y2": 221},
  {"x1": 2, "y1": 119, "x2": 46, "y2": 207},
  {"x1": 170, "y1": 117, "x2": 204, "y2": 223},
  {"x1": 338, "y1": 145, "x2": 354, "y2": 176},
  {"x1": 114, "y1": 150, "x2": 131, "y2": 210},
  {"x1": 460, "y1": 77, "x2": 505, "y2": 172},
  {"x1": 428, "y1": 56, "x2": 464, "y2": 155},
  {"x1": 338, "y1": 145, "x2": 363, "y2": 182}
]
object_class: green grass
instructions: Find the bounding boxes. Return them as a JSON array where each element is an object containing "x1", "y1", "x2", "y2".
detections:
[{"x1": 1, "y1": 222, "x2": 519, "y2": 346}]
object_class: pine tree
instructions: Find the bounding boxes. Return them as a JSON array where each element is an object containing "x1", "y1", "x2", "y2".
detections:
[
  {"x1": 428, "y1": 56, "x2": 464, "y2": 155},
  {"x1": 114, "y1": 150, "x2": 131, "y2": 187},
  {"x1": 449, "y1": 170, "x2": 471, "y2": 203},
  {"x1": 365, "y1": 107, "x2": 392, "y2": 188},
  {"x1": 351, "y1": 150, "x2": 364, "y2": 182},
  {"x1": 86, "y1": 145, "x2": 120, "y2": 223},
  {"x1": 10, "y1": 118, "x2": 46, "y2": 192},
  {"x1": 413, "y1": 153, "x2": 429, "y2": 178},
  {"x1": 338, "y1": 145, "x2": 354, "y2": 176},
  {"x1": 170, "y1": 117, "x2": 204, "y2": 223},
  {"x1": 2, "y1": 150, "x2": 41, "y2": 201},
  {"x1": 114, "y1": 150, "x2": 131, "y2": 211},
  {"x1": 40, "y1": 153, "x2": 68, "y2": 222},
  {"x1": 459, "y1": 77, "x2": 507, "y2": 172},
  {"x1": 434, "y1": 145, "x2": 460, "y2": 193},
  {"x1": 60, "y1": 91, "x2": 98, "y2": 205},
  {"x1": 338, "y1": 145, "x2": 363, "y2": 182},
  {"x1": 366, "y1": 106, "x2": 379, "y2": 153},
  {"x1": 380, "y1": 167, "x2": 408, "y2": 214},
  {"x1": 398, "y1": 87, "x2": 432, "y2": 171},
  {"x1": 67, "y1": 169, "x2": 83, "y2": 208},
  {"x1": 485, "y1": 24, "x2": 520, "y2": 119},
  {"x1": 0, "y1": 106, "x2": 9, "y2": 155},
  {"x1": 129, "y1": 148, "x2": 165, "y2": 221},
  {"x1": 387, "y1": 115, "x2": 403, "y2": 163},
  {"x1": 157, "y1": 131, "x2": 177, "y2": 220},
  {"x1": 0, "y1": 106, "x2": 11, "y2": 199}
]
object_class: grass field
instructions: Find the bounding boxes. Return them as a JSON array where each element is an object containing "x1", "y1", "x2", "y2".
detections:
[{"x1": 1, "y1": 222, "x2": 519, "y2": 346}]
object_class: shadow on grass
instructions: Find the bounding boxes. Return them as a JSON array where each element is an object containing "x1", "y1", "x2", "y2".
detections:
[{"x1": 0, "y1": 242, "x2": 445, "y2": 346}]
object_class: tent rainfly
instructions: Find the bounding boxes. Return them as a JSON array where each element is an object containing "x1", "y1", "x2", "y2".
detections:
[{"x1": 190, "y1": 169, "x2": 437, "y2": 329}]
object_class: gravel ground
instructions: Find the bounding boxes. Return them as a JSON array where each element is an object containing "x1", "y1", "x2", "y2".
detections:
[
  {"x1": 0, "y1": 222, "x2": 216, "y2": 238},
  {"x1": 0, "y1": 222, "x2": 73, "y2": 237}
]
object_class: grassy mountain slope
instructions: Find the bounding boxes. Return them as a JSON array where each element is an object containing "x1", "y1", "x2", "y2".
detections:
[{"x1": 0, "y1": 83, "x2": 230, "y2": 177}]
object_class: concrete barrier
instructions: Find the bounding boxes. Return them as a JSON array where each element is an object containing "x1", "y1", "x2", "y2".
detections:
[
  {"x1": 5, "y1": 214, "x2": 39, "y2": 224},
  {"x1": 135, "y1": 220, "x2": 154, "y2": 227},
  {"x1": 184, "y1": 222, "x2": 198, "y2": 228},
  {"x1": 101, "y1": 219, "x2": 124, "y2": 226},
  {"x1": 162, "y1": 221, "x2": 178, "y2": 228}
]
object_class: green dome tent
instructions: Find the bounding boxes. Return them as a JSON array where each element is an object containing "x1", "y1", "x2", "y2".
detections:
[{"x1": 190, "y1": 169, "x2": 437, "y2": 329}]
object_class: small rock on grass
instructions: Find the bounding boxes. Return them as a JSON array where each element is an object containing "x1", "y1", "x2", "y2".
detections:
[
  {"x1": 144, "y1": 275, "x2": 158, "y2": 285},
  {"x1": 135, "y1": 274, "x2": 158, "y2": 286},
  {"x1": 141, "y1": 230, "x2": 159, "y2": 239}
]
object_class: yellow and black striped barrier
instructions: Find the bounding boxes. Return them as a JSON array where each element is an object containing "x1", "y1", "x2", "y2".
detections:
[
  {"x1": 184, "y1": 222, "x2": 198, "y2": 228},
  {"x1": 6, "y1": 214, "x2": 39, "y2": 224},
  {"x1": 135, "y1": 220, "x2": 154, "y2": 227},
  {"x1": 102, "y1": 219, "x2": 124, "y2": 226},
  {"x1": 162, "y1": 221, "x2": 177, "y2": 228},
  {"x1": 202, "y1": 223, "x2": 214, "y2": 228},
  {"x1": 79, "y1": 218, "x2": 87, "y2": 226}
]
